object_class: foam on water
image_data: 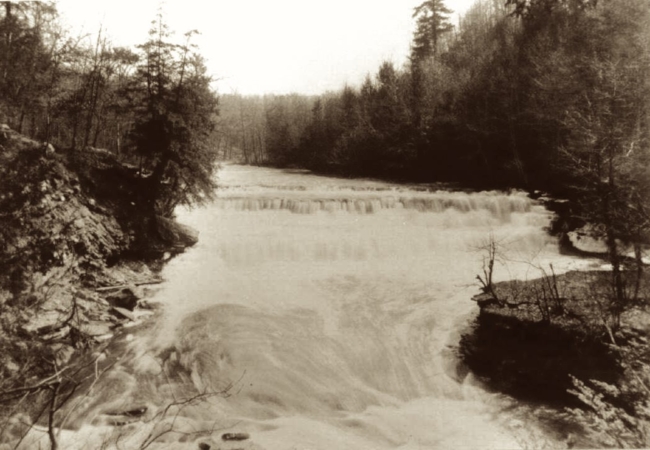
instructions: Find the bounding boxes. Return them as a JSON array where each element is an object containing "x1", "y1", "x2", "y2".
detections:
[{"x1": 10, "y1": 165, "x2": 587, "y2": 449}]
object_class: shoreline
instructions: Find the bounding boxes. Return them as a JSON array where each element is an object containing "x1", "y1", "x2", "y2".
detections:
[
  {"x1": 2, "y1": 150, "x2": 647, "y2": 448},
  {"x1": 0, "y1": 126, "x2": 199, "y2": 445},
  {"x1": 459, "y1": 267, "x2": 650, "y2": 447}
]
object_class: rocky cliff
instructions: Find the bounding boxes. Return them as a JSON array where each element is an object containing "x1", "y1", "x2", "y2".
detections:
[{"x1": 0, "y1": 126, "x2": 197, "y2": 397}]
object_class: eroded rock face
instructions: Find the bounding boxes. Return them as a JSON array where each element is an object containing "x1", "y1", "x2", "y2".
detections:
[
  {"x1": 0, "y1": 126, "x2": 199, "y2": 424},
  {"x1": 155, "y1": 215, "x2": 199, "y2": 249},
  {"x1": 0, "y1": 130, "x2": 129, "y2": 300},
  {"x1": 0, "y1": 127, "x2": 153, "y2": 398}
]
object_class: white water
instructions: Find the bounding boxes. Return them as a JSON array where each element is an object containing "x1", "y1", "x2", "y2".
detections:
[{"x1": 15, "y1": 165, "x2": 591, "y2": 449}]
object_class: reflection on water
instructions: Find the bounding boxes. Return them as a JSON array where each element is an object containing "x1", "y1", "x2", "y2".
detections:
[{"x1": 20, "y1": 165, "x2": 588, "y2": 449}]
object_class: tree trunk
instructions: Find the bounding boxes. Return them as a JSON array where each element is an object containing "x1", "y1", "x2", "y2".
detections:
[{"x1": 633, "y1": 241, "x2": 643, "y2": 301}]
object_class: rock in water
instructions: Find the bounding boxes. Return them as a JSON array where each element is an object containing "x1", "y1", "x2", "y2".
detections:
[
  {"x1": 222, "y1": 432, "x2": 250, "y2": 441},
  {"x1": 472, "y1": 292, "x2": 500, "y2": 309},
  {"x1": 122, "y1": 406, "x2": 147, "y2": 417},
  {"x1": 155, "y1": 216, "x2": 199, "y2": 249}
]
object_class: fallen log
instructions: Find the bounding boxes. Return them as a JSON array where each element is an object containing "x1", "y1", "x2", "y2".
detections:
[{"x1": 95, "y1": 279, "x2": 163, "y2": 292}]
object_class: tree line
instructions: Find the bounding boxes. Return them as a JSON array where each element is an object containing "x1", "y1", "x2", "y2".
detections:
[
  {"x1": 221, "y1": 0, "x2": 650, "y2": 339},
  {"x1": 225, "y1": 0, "x2": 648, "y2": 188},
  {"x1": 0, "y1": 2, "x2": 219, "y2": 217}
]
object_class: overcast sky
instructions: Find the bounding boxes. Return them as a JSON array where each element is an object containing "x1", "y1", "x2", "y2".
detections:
[{"x1": 56, "y1": 0, "x2": 476, "y2": 96}]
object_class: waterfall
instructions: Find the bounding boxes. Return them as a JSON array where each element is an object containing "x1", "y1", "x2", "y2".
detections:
[{"x1": 16, "y1": 165, "x2": 587, "y2": 450}]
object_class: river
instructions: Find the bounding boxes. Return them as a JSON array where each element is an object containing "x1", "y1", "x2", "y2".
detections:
[{"x1": 47, "y1": 165, "x2": 589, "y2": 449}]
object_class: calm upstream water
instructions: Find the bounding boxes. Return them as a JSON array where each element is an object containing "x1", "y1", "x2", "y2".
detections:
[{"x1": 47, "y1": 165, "x2": 591, "y2": 449}]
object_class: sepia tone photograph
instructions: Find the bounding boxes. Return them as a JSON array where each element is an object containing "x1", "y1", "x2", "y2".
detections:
[{"x1": 0, "y1": 0, "x2": 648, "y2": 448}]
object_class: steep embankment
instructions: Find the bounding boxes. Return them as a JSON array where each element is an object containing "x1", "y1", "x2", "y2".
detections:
[
  {"x1": 460, "y1": 266, "x2": 650, "y2": 447},
  {"x1": 0, "y1": 125, "x2": 197, "y2": 406}
]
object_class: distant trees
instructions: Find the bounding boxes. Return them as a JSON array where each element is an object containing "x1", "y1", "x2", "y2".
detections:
[
  {"x1": 229, "y1": 0, "x2": 648, "y2": 202},
  {"x1": 215, "y1": 93, "x2": 312, "y2": 167},
  {"x1": 263, "y1": 94, "x2": 311, "y2": 166}
]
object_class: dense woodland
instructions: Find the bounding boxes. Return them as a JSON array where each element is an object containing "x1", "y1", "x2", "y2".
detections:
[
  {"x1": 0, "y1": 2, "x2": 220, "y2": 217},
  {"x1": 225, "y1": 0, "x2": 649, "y2": 189}
]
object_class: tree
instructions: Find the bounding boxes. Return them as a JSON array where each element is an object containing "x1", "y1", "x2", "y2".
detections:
[
  {"x1": 535, "y1": 0, "x2": 650, "y2": 326},
  {"x1": 408, "y1": 0, "x2": 453, "y2": 146},
  {"x1": 506, "y1": 0, "x2": 597, "y2": 20},
  {"x1": 411, "y1": 0, "x2": 454, "y2": 62},
  {"x1": 129, "y1": 10, "x2": 219, "y2": 217},
  {"x1": 0, "y1": 1, "x2": 59, "y2": 133}
]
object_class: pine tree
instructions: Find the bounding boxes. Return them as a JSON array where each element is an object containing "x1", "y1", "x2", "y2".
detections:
[
  {"x1": 130, "y1": 10, "x2": 219, "y2": 217},
  {"x1": 410, "y1": 0, "x2": 454, "y2": 62}
]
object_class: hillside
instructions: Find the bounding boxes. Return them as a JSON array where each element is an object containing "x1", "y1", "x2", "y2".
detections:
[{"x1": 0, "y1": 125, "x2": 197, "y2": 410}]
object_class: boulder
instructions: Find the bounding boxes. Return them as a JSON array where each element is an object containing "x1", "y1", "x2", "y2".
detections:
[
  {"x1": 18, "y1": 310, "x2": 66, "y2": 337},
  {"x1": 75, "y1": 320, "x2": 113, "y2": 337},
  {"x1": 155, "y1": 216, "x2": 199, "y2": 249},
  {"x1": 100, "y1": 405, "x2": 148, "y2": 426},
  {"x1": 76, "y1": 290, "x2": 109, "y2": 306},
  {"x1": 54, "y1": 344, "x2": 75, "y2": 367},
  {"x1": 105, "y1": 285, "x2": 141, "y2": 310}
]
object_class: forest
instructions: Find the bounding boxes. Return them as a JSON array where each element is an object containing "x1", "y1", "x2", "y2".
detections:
[
  {"x1": 223, "y1": 0, "x2": 650, "y2": 238},
  {"x1": 225, "y1": 0, "x2": 649, "y2": 191},
  {"x1": 0, "y1": 2, "x2": 220, "y2": 218}
]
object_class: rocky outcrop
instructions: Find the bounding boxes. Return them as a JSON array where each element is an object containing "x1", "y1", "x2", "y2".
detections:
[
  {"x1": 0, "y1": 126, "x2": 196, "y2": 401},
  {"x1": 461, "y1": 270, "x2": 649, "y2": 406},
  {"x1": 155, "y1": 215, "x2": 199, "y2": 250}
]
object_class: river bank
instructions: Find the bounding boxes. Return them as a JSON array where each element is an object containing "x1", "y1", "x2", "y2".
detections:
[
  {"x1": 461, "y1": 266, "x2": 650, "y2": 447},
  {"x1": 0, "y1": 126, "x2": 199, "y2": 445},
  {"x1": 3, "y1": 158, "x2": 646, "y2": 449}
]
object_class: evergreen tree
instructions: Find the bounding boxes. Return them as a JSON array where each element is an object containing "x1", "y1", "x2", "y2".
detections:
[
  {"x1": 130, "y1": 10, "x2": 219, "y2": 217},
  {"x1": 409, "y1": 0, "x2": 453, "y2": 139},
  {"x1": 410, "y1": 0, "x2": 454, "y2": 62}
]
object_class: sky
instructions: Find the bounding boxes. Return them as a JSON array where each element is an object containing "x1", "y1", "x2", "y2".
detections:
[{"x1": 56, "y1": 0, "x2": 477, "y2": 96}]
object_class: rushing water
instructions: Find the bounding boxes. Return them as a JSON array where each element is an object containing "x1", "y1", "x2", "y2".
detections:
[{"x1": 19, "y1": 165, "x2": 592, "y2": 449}]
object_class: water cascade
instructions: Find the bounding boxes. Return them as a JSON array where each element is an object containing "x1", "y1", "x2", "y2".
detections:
[{"x1": 19, "y1": 165, "x2": 590, "y2": 449}]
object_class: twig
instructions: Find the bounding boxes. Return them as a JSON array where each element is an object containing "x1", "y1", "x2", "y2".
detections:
[{"x1": 0, "y1": 369, "x2": 69, "y2": 400}]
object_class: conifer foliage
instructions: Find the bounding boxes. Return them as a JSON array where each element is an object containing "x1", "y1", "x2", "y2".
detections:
[
  {"x1": 411, "y1": 0, "x2": 454, "y2": 61},
  {"x1": 131, "y1": 12, "x2": 219, "y2": 217}
]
